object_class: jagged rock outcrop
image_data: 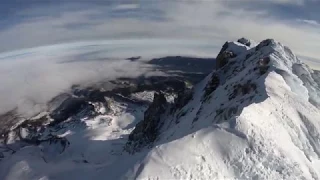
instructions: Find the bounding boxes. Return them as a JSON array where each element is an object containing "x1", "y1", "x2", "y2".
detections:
[
  {"x1": 215, "y1": 39, "x2": 250, "y2": 69},
  {"x1": 203, "y1": 72, "x2": 220, "y2": 100},
  {"x1": 172, "y1": 80, "x2": 193, "y2": 110},
  {"x1": 18, "y1": 128, "x2": 70, "y2": 154},
  {"x1": 258, "y1": 56, "x2": 271, "y2": 74},
  {"x1": 174, "y1": 88, "x2": 193, "y2": 110},
  {"x1": 49, "y1": 97, "x2": 93, "y2": 125},
  {"x1": 237, "y1": 37, "x2": 251, "y2": 46},
  {"x1": 255, "y1": 39, "x2": 273, "y2": 51},
  {"x1": 125, "y1": 92, "x2": 167, "y2": 153},
  {"x1": 228, "y1": 82, "x2": 257, "y2": 100},
  {"x1": 0, "y1": 109, "x2": 22, "y2": 138},
  {"x1": 216, "y1": 50, "x2": 236, "y2": 69}
]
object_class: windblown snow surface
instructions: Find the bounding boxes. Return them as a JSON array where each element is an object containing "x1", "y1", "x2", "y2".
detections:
[{"x1": 1, "y1": 39, "x2": 320, "y2": 180}]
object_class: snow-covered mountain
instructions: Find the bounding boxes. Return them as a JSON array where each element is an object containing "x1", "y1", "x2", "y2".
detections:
[{"x1": 1, "y1": 38, "x2": 320, "y2": 180}]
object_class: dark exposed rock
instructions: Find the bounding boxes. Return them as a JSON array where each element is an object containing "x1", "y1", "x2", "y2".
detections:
[
  {"x1": 18, "y1": 127, "x2": 70, "y2": 152},
  {"x1": 258, "y1": 57, "x2": 271, "y2": 75},
  {"x1": 49, "y1": 97, "x2": 90, "y2": 125},
  {"x1": 176, "y1": 110, "x2": 188, "y2": 120},
  {"x1": 215, "y1": 41, "x2": 239, "y2": 70},
  {"x1": 216, "y1": 51, "x2": 236, "y2": 69},
  {"x1": 0, "y1": 123, "x2": 71, "y2": 159},
  {"x1": 215, "y1": 106, "x2": 238, "y2": 123},
  {"x1": 47, "y1": 93, "x2": 72, "y2": 112},
  {"x1": 19, "y1": 115, "x2": 49, "y2": 132},
  {"x1": 203, "y1": 73, "x2": 220, "y2": 100},
  {"x1": 246, "y1": 52, "x2": 254, "y2": 59},
  {"x1": 147, "y1": 56, "x2": 215, "y2": 83},
  {"x1": 242, "y1": 83, "x2": 256, "y2": 95},
  {"x1": 173, "y1": 81, "x2": 193, "y2": 110},
  {"x1": 259, "y1": 66, "x2": 269, "y2": 75},
  {"x1": 219, "y1": 42, "x2": 229, "y2": 55},
  {"x1": 312, "y1": 70, "x2": 320, "y2": 87},
  {"x1": 110, "y1": 76, "x2": 193, "y2": 97},
  {"x1": 237, "y1": 38, "x2": 251, "y2": 46},
  {"x1": 259, "y1": 57, "x2": 271, "y2": 66},
  {"x1": 228, "y1": 82, "x2": 257, "y2": 100},
  {"x1": 229, "y1": 84, "x2": 241, "y2": 100},
  {"x1": 72, "y1": 88, "x2": 105, "y2": 102},
  {"x1": 174, "y1": 89, "x2": 193, "y2": 110},
  {"x1": 255, "y1": 39, "x2": 273, "y2": 51},
  {"x1": 126, "y1": 56, "x2": 141, "y2": 61},
  {"x1": 0, "y1": 109, "x2": 23, "y2": 139},
  {"x1": 125, "y1": 92, "x2": 167, "y2": 153}
]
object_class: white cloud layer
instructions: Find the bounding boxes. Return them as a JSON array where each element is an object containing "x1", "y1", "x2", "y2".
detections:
[
  {"x1": 0, "y1": 39, "x2": 215, "y2": 116},
  {"x1": 0, "y1": 0, "x2": 320, "y2": 115},
  {"x1": 268, "y1": 0, "x2": 305, "y2": 5},
  {"x1": 0, "y1": 1, "x2": 319, "y2": 58},
  {"x1": 112, "y1": 4, "x2": 140, "y2": 10},
  {"x1": 297, "y1": 19, "x2": 320, "y2": 26}
]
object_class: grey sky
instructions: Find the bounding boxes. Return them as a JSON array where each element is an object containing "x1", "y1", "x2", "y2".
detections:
[{"x1": 0, "y1": 0, "x2": 319, "y2": 58}]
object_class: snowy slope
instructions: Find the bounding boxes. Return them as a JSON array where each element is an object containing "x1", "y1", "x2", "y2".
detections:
[
  {"x1": 1, "y1": 38, "x2": 320, "y2": 180},
  {"x1": 0, "y1": 95, "x2": 148, "y2": 180},
  {"x1": 128, "y1": 38, "x2": 320, "y2": 179}
]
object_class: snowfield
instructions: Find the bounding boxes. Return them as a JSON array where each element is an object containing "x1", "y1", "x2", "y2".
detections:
[{"x1": 1, "y1": 38, "x2": 320, "y2": 180}]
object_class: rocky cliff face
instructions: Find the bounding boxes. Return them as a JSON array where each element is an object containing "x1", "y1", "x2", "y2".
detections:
[
  {"x1": 215, "y1": 38, "x2": 252, "y2": 69},
  {"x1": 125, "y1": 92, "x2": 168, "y2": 153}
]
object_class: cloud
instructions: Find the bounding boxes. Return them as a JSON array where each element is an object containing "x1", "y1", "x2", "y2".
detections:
[
  {"x1": 268, "y1": 0, "x2": 305, "y2": 5},
  {"x1": 0, "y1": 46, "x2": 139, "y2": 115},
  {"x1": 297, "y1": 19, "x2": 320, "y2": 26},
  {"x1": 1, "y1": 0, "x2": 320, "y2": 115},
  {"x1": 0, "y1": 1, "x2": 319, "y2": 58},
  {"x1": 268, "y1": 0, "x2": 320, "y2": 5},
  {"x1": 298, "y1": 55, "x2": 320, "y2": 70},
  {"x1": 112, "y1": 4, "x2": 140, "y2": 10},
  {"x1": 0, "y1": 47, "x2": 148, "y2": 115},
  {"x1": 156, "y1": 1, "x2": 320, "y2": 58},
  {"x1": 0, "y1": 39, "x2": 216, "y2": 116}
]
